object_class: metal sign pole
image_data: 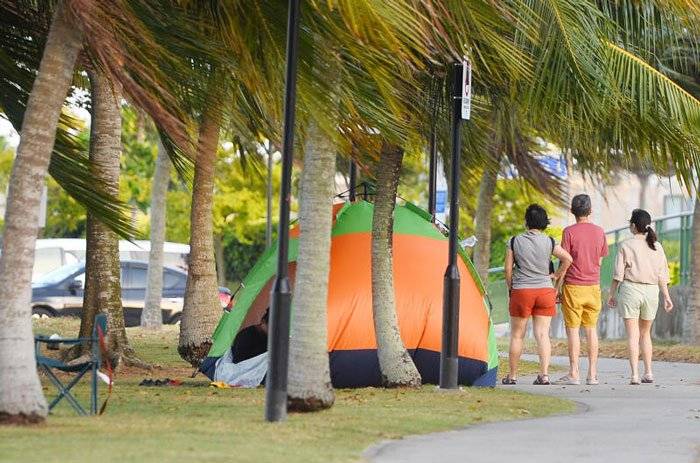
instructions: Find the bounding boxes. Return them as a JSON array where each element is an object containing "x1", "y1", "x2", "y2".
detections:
[
  {"x1": 265, "y1": 0, "x2": 301, "y2": 423},
  {"x1": 440, "y1": 60, "x2": 469, "y2": 389}
]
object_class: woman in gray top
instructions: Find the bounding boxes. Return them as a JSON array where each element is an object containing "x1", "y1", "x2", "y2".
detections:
[{"x1": 503, "y1": 205, "x2": 572, "y2": 385}]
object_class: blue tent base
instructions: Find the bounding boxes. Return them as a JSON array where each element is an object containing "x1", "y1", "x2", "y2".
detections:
[{"x1": 202, "y1": 349, "x2": 496, "y2": 388}]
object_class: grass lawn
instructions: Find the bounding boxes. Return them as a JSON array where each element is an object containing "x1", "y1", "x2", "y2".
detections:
[
  {"x1": 497, "y1": 337, "x2": 700, "y2": 364},
  {"x1": 0, "y1": 318, "x2": 574, "y2": 463}
]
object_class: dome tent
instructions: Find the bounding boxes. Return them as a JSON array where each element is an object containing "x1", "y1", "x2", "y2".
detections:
[{"x1": 201, "y1": 200, "x2": 498, "y2": 387}]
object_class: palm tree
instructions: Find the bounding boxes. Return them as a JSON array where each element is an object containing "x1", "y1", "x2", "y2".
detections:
[
  {"x1": 287, "y1": 122, "x2": 336, "y2": 411},
  {"x1": 0, "y1": 0, "x2": 197, "y2": 422},
  {"x1": 0, "y1": 2, "x2": 81, "y2": 424},
  {"x1": 371, "y1": 143, "x2": 422, "y2": 387},
  {"x1": 142, "y1": 137, "x2": 171, "y2": 330},
  {"x1": 178, "y1": 102, "x2": 225, "y2": 366},
  {"x1": 691, "y1": 199, "x2": 700, "y2": 345},
  {"x1": 464, "y1": 0, "x2": 700, "y2": 284},
  {"x1": 79, "y1": 69, "x2": 143, "y2": 367},
  {"x1": 472, "y1": 161, "x2": 500, "y2": 283}
]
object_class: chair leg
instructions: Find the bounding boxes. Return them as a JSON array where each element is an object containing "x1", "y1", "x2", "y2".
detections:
[
  {"x1": 44, "y1": 365, "x2": 89, "y2": 416},
  {"x1": 91, "y1": 362, "x2": 98, "y2": 415}
]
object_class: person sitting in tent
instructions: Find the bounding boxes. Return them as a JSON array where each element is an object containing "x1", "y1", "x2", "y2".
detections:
[
  {"x1": 231, "y1": 308, "x2": 269, "y2": 363},
  {"x1": 211, "y1": 309, "x2": 270, "y2": 388}
]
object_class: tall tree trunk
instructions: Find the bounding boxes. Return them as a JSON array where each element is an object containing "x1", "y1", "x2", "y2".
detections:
[
  {"x1": 266, "y1": 143, "x2": 274, "y2": 248},
  {"x1": 78, "y1": 70, "x2": 141, "y2": 367},
  {"x1": 178, "y1": 107, "x2": 222, "y2": 366},
  {"x1": 637, "y1": 172, "x2": 650, "y2": 209},
  {"x1": 0, "y1": 3, "x2": 81, "y2": 425},
  {"x1": 0, "y1": 2, "x2": 82, "y2": 424},
  {"x1": 288, "y1": 124, "x2": 336, "y2": 411},
  {"x1": 473, "y1": 166, "x2": 498, "y2": 284},
  {"x1": 371, "y1": 143, "x2": 421, "y2": 387},
  {"x1": 214, "y1": 234, "x2": 226, "y2": 287},
  {"x1": 691, "y1": 198, "x2": 700, "y2": 345},
  {"x1": 141, "y1": 138, "x2": 171, "y2": 329}
]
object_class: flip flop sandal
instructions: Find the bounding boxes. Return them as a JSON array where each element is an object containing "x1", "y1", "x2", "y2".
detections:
[
  {"x1": 641, "y1": 375, "x2": 654, "y2": 384},
  {"x1": 586, "y1": 377, "x2": 599, "y2": 385},
  {"x1": 533, "y1": 375, "x2": 551, "y2": 385},
  {"x1": 630, "y1": 377, "x2": 641, "y2": 385},
  {"x1": 501, "y1": 376, "x2": 517, "y2": 385}
]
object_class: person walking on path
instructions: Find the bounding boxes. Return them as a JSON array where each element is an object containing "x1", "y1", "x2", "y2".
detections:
[
  {"x1": 607, "y1": 209, "x2": 673, "y2": 385},
  {"x1": 503, "y1": 204, "x2": 573, "y2": 385},
  {"x1": 554, "y1": 194, "x2": 608, "y2": 386}
]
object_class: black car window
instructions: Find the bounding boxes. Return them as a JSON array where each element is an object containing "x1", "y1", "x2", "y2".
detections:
[
  {"x1": 163, "y1": 270, "x2": 186, "y2": 289},
  {"x1": 126, "y1": 265, "x2": 148, "y2": 289}
]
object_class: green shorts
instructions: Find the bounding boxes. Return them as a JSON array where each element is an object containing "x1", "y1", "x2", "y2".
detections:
[{"x1": 617, "y1": 281, "x2": 659, "y2": 321}]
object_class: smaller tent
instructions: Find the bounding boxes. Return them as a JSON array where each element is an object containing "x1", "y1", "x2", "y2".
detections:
[{"x1": 201, "y1": 200, "x2": 498, "y2": 387}]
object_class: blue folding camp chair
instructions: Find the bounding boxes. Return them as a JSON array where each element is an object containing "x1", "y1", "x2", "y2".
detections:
[{"x1": 35, "y1": 313, "x2": 107, "y2": 415}]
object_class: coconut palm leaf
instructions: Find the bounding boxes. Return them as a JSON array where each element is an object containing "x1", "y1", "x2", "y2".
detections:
[{"x1": 0, "y1": 3, "x2": 137, "y2": 237}]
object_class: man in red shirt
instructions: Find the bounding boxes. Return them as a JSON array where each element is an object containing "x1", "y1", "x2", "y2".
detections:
[{"x1": 555, "y1": 194, "x2": 608, "y2": 385}]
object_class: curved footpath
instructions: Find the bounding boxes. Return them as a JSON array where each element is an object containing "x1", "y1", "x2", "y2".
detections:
[{"x1": 367, "y1": 355, "x2": 700, "y2": 463}]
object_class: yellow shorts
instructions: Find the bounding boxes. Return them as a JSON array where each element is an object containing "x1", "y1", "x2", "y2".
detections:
[{"x1": 561, "y1": 284, "x2": 602, "y2": 328}]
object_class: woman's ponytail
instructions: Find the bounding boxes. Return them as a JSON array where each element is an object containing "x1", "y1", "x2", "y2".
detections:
[
  {"x1": 645, "y1": 225, "x2": 657, "y2": 250},
  {"x1": 630, "y1": 209, "x2": 657, "y2": 250}
]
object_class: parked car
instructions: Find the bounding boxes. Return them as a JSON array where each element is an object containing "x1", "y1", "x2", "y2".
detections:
[
  {"x1": 31, "y1": 260, "x2": 229, "y2": 326},
  {"x1": 32, "y1": 239, "x2": 190, "y2": 283}
]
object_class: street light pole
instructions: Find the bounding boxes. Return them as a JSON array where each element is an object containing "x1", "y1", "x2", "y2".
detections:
[
  {"x1": 265, "y1": 0, "x2": 301, "y2": 422},
  {"x1": 349, "y1": 160, "x2": 357, "y2": 202},
  {"x1": 439, "y1": 62, "x2": 464, "y2": 389}
]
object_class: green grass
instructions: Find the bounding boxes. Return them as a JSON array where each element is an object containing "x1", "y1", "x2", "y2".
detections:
[{"x1": 0, "y1": 318, "x2": 574, "y2": 463}]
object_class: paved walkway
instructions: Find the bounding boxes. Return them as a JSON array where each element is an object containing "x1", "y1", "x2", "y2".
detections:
[{"x1": 367, "y1": 356, "x2": 700, "y2": 463}]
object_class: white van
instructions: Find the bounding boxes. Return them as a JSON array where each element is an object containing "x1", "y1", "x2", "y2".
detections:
[{"x1": 33, "y1": 239, "x2": 189, "y2": 282}]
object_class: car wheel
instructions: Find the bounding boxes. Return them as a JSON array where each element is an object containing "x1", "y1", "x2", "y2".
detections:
[
  {"x1": 32, "y1": 306, "x2": 56, "y2": 319},
  {"x1": 168, "y1": 312, "x2": 182, "y2": 325}
]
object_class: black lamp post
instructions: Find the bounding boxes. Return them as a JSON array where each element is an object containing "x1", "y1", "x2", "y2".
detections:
[
  {"x1": 265, "y1": 0, "x2": 301, "y2": 422},
  {"x1": 439, "y1": 62, "x2": 466, "y2": 389},
  {"x1": 349, "y1": 160, "x2": 357, "y2": 202}
]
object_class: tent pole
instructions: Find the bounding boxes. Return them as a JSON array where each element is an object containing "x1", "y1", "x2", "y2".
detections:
[
  {"x1": 265, "y1": 0, "x2": 300, "y2": 423},
  {"x1": 440, "y1": 62, "x2": 463, "y2": 390}
]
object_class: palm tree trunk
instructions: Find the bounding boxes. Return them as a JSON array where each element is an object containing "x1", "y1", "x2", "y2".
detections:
[
  {"x1": 79, "y1": 70, "x2": 142, "y2": 367},
  {"x1": 371, "y1": 143, "x2": 421, "y2": 388},
  {"x1": 141, "y1": 138, "x2": 171, "y2": 329},
  {"x1": 214, "y1": 234, "x2": 226, "y2": 287},
  {"x1": 288, "y1": 123, "x2": 336, "y2": 411},
  {"x1": 637, "y1": 172, "x2": 650, "y2": 209},
  {"x1": 178, "y1": 106, "x2": 222, "y2": 366},
  {"x1": 691, "y1": 198, "x2": 700, "y2": 345},
  {"x1": 0, "y1": 3, "x2": 81, "y2": 424},
  {"x1": 473, "y1": 167, "x2": 498, "y2": 284}
]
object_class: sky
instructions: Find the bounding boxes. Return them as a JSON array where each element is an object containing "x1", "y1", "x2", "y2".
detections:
[{"x1": 0, "y1": 118, "x2": 19, "y2": 147}]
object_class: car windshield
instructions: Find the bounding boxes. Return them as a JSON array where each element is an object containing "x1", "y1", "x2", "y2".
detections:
[{"x1": 32, "y1": 261, "x2": 84, "y2": 287}]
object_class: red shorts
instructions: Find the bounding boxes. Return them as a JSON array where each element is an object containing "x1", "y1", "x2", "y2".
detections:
[{"x1": 509, "y1": 288, "x2": 557, "y2": 318}]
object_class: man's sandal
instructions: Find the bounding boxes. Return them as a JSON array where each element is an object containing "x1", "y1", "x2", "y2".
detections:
[
  {"x1": 533, "y1": 375, "x2": 551, "y2": 385},
  {"x1": 501, "y1": 376, "x2": 517, "y2": 385}
]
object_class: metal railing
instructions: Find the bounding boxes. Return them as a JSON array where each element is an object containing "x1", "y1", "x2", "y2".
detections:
[{"x1": 486, "y1": 210, "x2": 695, "y2": 324}]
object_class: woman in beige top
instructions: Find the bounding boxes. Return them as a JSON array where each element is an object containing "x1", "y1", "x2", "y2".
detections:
[{"x1": 607, "y1": 209, "x2": 673, "y2": 385}]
